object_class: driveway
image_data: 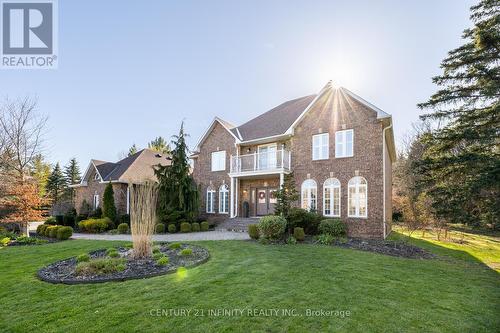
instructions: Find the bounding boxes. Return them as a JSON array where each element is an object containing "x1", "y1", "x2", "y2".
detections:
[{"x1": 71, "y1": 231, "x2": 250, "y2": 242}]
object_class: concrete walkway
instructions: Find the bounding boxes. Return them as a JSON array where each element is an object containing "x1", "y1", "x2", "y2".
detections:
[{"x1": 71, "y1": 231, "x2": 250, "y2": 242}]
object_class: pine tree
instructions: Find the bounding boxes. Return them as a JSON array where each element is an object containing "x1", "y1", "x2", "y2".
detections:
[
  {"x1": 46, "y1": 163, "x2": 67, "y2": 204},
  {"x1": 417, "y1": 0, "x2": 500, "y2": 229},
  {"x1": 102, "y1": 182, "x2": 117, "y2": 222},
  {"x1": 274, "y1": 172, "x2": 299, "y2": 218},
  {"x1": 155, "y1": 123, "x2": 199, "y2": 223},
  {"x1": 29, "y1": 154, "x2": 51, "y2": 198},
  {"x1": 64, "y1": 158, "x2": 81, "y2": 185},
  {"x1": 128, "y1": 144, "x2": 138, "y2": 156},
  {"x1": 148, "y1": 137, "x2": 170, "y2": 155}
]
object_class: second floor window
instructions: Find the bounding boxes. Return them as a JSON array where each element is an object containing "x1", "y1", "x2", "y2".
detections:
[
  {"x1": 312, "y1": 133, "x2": 329, "y2": 160},
  {"x1": 211, "y1": 151, "x2": 226, "y2": 171},
  {"x1": 335, "y1": 129, "x2": 354, "y2": 158}
]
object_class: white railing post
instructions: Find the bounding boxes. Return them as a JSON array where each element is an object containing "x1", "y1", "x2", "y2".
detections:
[
  {"x1": 254, "y1": 152, "x2": 257, "y2": 171},
  {"x1": 281, "y1": 149, "x2": 284, "y2": 168}
]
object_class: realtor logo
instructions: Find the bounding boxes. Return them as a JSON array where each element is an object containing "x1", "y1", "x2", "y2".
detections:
[{"x1": 1, "y1": 0, "x2": 58, "y2": 68}]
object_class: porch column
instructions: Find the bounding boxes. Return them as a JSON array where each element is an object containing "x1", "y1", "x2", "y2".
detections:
[
  {"x1": 230, "y1": 177, "x2": 235, "y2": 218},
  {"x1": 280, "y1": 172, "x2": 284, "y2": 187},
  {"x1": 235, "y1": 178, "x2": 239, "y2": 217}
]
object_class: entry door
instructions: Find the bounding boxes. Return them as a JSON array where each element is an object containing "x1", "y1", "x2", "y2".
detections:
[{"x1": 256, "y1": 188, "x2": 278, "y2": 215}]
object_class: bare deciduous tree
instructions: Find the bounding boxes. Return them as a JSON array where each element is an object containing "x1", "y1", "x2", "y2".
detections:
[{"x1": 0, "y1": 96, "x2": 48, "y2": 179}]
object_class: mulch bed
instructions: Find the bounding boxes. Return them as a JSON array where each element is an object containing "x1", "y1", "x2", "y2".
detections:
[
  {"x1": 330, "y1": 238, "x2": 435, "y2": 259},
  {"x1": 37, "y1": 243, "x2": 210, "y2": 284}
]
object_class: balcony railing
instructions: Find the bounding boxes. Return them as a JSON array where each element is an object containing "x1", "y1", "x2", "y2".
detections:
[{"x1": 230, "y1": 149, "x2": 291, "y2": 174}]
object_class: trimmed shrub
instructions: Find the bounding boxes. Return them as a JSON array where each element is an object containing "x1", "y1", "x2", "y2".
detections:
[
  {"x1": 44, "y1": 216, "x2": 57, "y2": 225},
  {"x1": 258, "y1": 215, "x2": 286, "y2": 240},
  {"x1": 1, "y1": 237, "x2": 10, "y2": 246},
  {"x1": 56, "y1": 226, "x2": 73, "y2": 240},
  {"x1": 77, "y1": 253, "x2": 90, "y2": 262},
  {"x1": 318, "y1": 219, "x2": 346, "y2": 237},
  {"x1": 169, "y1": 242, "x2": 181, "y2": 249},
  {"x1": 47, "y1": 226, "x2": 61, "y2": 238},
  {"x1": 63, "y1": 211, "x2": 76, "y2": 227},
  {"x1": 168, "y1": 224, "x2": 176, "y2": 233},
  {"x1": 78, "y1": 218, "x2": 112, "y2": 233},
  {"x1": 200, "y1": 221, "x2": 209, "y2": 231},
  {"x1": 286, "y1": 236, "x2": 297, "y2": 244},
  {"x1": 180, "y1": 222, "x2": 191, "y2": 233},
  {"x1": 37, "y1": 224, "x2": 47, "y2": 235},
  {"x1": 248, "y1": 224, "x2": 260, "y2": 240},
  {"x1": 180, "y1": 248, "x2": 192, "y2": 256},
  {"x1": 316, "y1": 234, "x2": 334, "y2": 245},
  {"x1": 191, "y1": 222, "x2": 200, "y2": 232},
  {"x1": 117, "y1": 223, "x2": 129, "y2": 234},
  {"x1": 156, "y1": 256, "x2": 169, "y2": 266},
  {"x1": 155, "y1": 223, "x2": 165, "y2": 234},
  {"x1": 293, "y1": 227, "x2": 305, "y2": 241},
  {"x1": 286, "y1": 208, "x2": 322, "y2": 235}
]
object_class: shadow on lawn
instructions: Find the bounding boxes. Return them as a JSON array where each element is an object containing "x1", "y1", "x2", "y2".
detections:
[{"x1": 389, "y1": 231, "x2": 500, "y2": 275}]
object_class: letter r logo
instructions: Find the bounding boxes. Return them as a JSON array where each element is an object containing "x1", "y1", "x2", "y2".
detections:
[{"x1": 2, "y1": 2, "x2": 53, "y2": 54}]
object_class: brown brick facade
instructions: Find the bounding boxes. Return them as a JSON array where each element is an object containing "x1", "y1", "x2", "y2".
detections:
[
  {"x1": 74, "y1": 167, "x2": 129, "y2": 216},
  {"x1": 192, "y1": 89, "x2": 393, "y2": 238}
]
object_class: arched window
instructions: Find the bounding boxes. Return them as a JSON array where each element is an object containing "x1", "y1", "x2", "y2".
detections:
[
  {"x1": 323, "y1": 178, "x2": 341, "y2": 217},
  {"x1": 301, "y1": 179, "x2": 317, "y2": 211},
  {"x1": 348, "y1": 177, "x2": 367, "y2": 218},
  {"x1": 206, "y1": 186, "x2": 216, "y2": 213},
  {"x1": 219, "y1": 184, "x2": 229, "y2": 214}
]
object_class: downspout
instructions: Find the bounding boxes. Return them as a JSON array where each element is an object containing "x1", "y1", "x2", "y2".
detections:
[{"x1": 382, "y1": 121, "x2": 392, "y2": 239}]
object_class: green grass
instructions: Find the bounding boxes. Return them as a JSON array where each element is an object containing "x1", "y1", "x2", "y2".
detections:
[{"x1": 0, "y1": 236, "x2": 498, "y2": 332}]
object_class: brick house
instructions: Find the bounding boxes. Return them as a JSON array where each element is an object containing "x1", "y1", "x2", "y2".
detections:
[
  {"x1": 191, "y1": 81, "x2": 396, "y2": 238},
  {"x1": 71, "y1": 149, "x2": 170, "y2": 215}
]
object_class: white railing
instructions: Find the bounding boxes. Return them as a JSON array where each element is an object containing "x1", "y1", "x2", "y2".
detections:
[{"x1": 230, "y1": 149, "x2": 291, "y2": 174}]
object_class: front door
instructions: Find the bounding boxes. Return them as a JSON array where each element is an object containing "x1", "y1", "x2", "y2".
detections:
[{"x1": 256, "y1": 188, "x2": 278, "y2": 215}]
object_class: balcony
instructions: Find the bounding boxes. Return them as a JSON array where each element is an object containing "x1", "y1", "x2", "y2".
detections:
[{"x1": 230, "y1": 149, "x2": 291, "y2": 176}]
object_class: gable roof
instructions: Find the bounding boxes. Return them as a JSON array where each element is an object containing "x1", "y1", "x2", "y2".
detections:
[
  {"x1": 193, "y1": 117, "x2": 241, "y2": 153},
  {"x1": 79, "y1": 149, "x2": 170, "y2": 185}
]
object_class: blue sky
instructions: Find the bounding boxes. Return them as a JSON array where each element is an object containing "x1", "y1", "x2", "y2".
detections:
[{"x1": 1, "y1": 0, "x2": 475, "y2": 168}]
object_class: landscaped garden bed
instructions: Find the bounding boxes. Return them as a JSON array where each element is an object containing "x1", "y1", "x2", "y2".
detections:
[{"x1": 37, "y1": 243, "x2": 209, "y2": 284}]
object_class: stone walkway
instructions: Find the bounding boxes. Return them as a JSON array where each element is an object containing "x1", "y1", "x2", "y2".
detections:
[
  {"x1": 71, "y1": 231, "x2": 250, "y2": 242},
  {"x1": 215, "y1": 217, "x2": 260, "y2": 232}
]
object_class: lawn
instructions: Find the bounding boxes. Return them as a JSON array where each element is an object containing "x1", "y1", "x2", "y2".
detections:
[{"x1": 0, "y1": 235, "x2": 499, "y2": 332}]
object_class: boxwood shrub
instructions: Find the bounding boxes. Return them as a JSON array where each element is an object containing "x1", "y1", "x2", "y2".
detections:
[
  {"x1": 156, "y1": 256, "x2": 169, "y2": 266},
  {"x1": 44, "y1": 216, "x2": 57, "y2": 225},
  {"x1": 191, "y1": 222, "x2": 200, "y2": 232},
  {"x1": 36, "y1": 224, "x2": 47, "y2": 235},
  {"x1": 47, "y1": 226, "x2": 60, "y2": 238},
  {"x1": 258, "y1": 215, "x2": 286, "y2": 240},
  {"x1": 78, "y1": 218, "x2": 113, "y2": 233},
  {"x1": 200, "y1": 221, "x2": 209, "y2": 231},
  {"x1": 117, "y1": 223, "x2": 129, "y2": 234},
  {"x1": 318, "y1": 219, "x2": 346, "y2": 237},
  {"x1": 180, "y1": 248, "x2": 192, "y2": 256},
  {"x1": 168, "y1": 224, "x2": 176, "y2": 233},
  {"x1": 248, "y1": 224, "x2": 260, "y2": 240},
  {"x1": 293, "y1": 227, "x2": 305, "y2": 241},
  {"x1": 180, "y1": 222, "x2": 191, "y2": 233},
  {"x1": 155, "y1": 223, "x2": 165, "y2": 234},
  {"x1": 56, "y1": 226, "x2": 73, "y2": 240},
  {"x1": 286, "y1": 208, "x2": 323, "y2": 235}
]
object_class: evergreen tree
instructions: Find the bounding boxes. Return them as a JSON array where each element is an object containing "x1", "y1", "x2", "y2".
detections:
[
  {"x1": 46, "y1": 163, "x2": 67, "y2": 204},
  {"x1": 274, "y1": 172, "x2": 299, "y2": 218},
  {"x1": 64, "y1": 158, "x2": 81, "y2": 185},
  {"x1": 29, "y1": 154, "x2": 51, "y2": 198},
  {"x1": 417, "y1": 0, "x2": 500, "y2": 229},
  {"x1": 128, "y1": 144, "x2": 138, "y2": 156},
  {"x1": 155, "y1": 123, "x2": 199, "y2": 223},
  {"x1": 148, "y1": 137, "x2": 170, "y2": 155},
  {"x1": 102, "y1": 182, "x2": 117, "y2": 222}
]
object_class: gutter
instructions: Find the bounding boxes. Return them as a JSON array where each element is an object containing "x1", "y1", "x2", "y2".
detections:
[{"x1": 382, "y1": 120, "x2": 393, "y2": 239}]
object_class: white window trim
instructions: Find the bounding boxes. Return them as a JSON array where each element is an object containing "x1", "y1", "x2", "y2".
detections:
[
  {"x1": 323, "y1": 178, "x2": 341, "y2": 217},
  {"x1": 93, "y1": 194, "x2": 100, "y2": 209},
  {"x1": 211, "y1": 151, "x2": 226, "y2": 171},
  {"x1": 206, "y1": 188, "x2": 216, "y2": 213},
  {"x1": 301, "y1": 179, "x2": 317, "y2": 211},
  {"x1": 94, "y1": 173, "x2": 100, "y2": 180},
  {"x1": 219, "y1": 184, "x2": 229, "y2": 214},
  {"x1": 348, "y1": 177, "x2": 368, "y2": 218},
  {"x1": 335, "y1": 129, "x2": 354, "y2": 158},
  {"x1": 312, "y1": 133, "x2": 329, "y2": 161}
]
